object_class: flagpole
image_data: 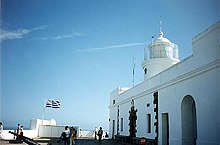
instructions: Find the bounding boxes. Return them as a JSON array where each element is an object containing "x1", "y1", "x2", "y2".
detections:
[
  {"x1": 132, "y1": 56, "x2": 136, "y2": 87},
  {"x1": 42, "y1": 99, "x2": 46, "y2": 124},
  {"x1": 42, "y1": 107, "x2": 45, "y2": 120}
]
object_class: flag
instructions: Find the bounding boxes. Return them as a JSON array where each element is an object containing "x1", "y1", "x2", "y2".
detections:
[
  {"x1": 45, "y1": 99, "x2": 61, "y2": 108},
  {"x1": 46, "y1": 99, "x2": 52, "y2": 107},
  {"x1": 52, "y1": 100, "x2": 61, "y2": 108}
]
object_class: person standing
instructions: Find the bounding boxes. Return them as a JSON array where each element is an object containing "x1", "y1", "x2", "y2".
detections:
[
  {"x1": 98, "y1": 127, "x2": 103, "y2": 142},
  {"x1": 94, "y1": 127, "x2": 98, "y2": 140},
  {"x1": 20, "y1": 126, "x2": 24, "y2": 137},
  {"x1": 69, "y1": 127, "x2": 73, "y2": 145},
  {"x1": 16, "y1": 123, "x2": 21, "y2": 140},
  {"x1": 0, "y1": 122, "x2": 3, "y2": 139},
  {"x1": 71, "y1": 128, "x2": 77, "y2": 145},
  {"x1": 63, "y1": 126, "x2": 70, "y2": 145}
]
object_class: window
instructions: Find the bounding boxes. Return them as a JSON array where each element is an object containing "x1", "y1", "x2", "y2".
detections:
[
  {"x1": 147, "y1": 114, "x2": 151, "y2": 133},
  {"x1": 121, "y1": 118, "x2": 123, "y2": 132},
  {"x1": 112, "y1": 120, "x2": 115, "y2": 137},
  {"x1": 144, "y1": 68, "x2": 148, "y2": 74},
  {"x1": 113, "y1": 100, "x2": 115, "y2": 104}
]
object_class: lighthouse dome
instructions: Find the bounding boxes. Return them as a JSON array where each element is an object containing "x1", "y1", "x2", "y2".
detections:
[
  {"x1": 153, "y1": 31, "x2": 171, "y2": 44},
  {"x1": 142, "y1": 21, "x2": 180, "y2": 80}
]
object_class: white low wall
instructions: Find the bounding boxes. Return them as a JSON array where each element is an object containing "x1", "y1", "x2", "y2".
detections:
[
  {"x1": 80, "y1": 130, "x2": 95, "y2": 138},
  {"x1": 38, "y1": 125, "x2": 63, "y2": 138},
  {"x1": 79, "y1": 130, "x2": 109, "y2": 139},
  {"x1": 38, "y1": 125, "x2": 80, "y2": 138},
  {"x1": 0, "y1": 130, "x2": 38, "y2": 140},
  {"x1": 0, "y1": 128, "x2": 107, "y2": 140},
  {"x1": 0, "y1": 119, "x2": 82, "y2": 140}
]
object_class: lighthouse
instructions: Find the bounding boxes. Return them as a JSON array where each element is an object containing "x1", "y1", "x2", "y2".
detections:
[{"x1": 142, "y1": 22, "x2": 180, "y2": 80}]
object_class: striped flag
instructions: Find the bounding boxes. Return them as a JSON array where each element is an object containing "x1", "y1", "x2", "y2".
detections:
[
  {"x1": 45, "y1": 99, "x2": 61, "y2": 108},
  {"x1": 46, "y1": 99, "x2": 52, "y2": 107},
  {"x1": 52, "y1": 100, "x2": 61, "y2": 108}
]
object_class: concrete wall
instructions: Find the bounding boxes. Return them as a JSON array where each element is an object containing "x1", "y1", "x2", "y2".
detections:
[
  {"x1": 1, "y1": 130, "x2": 38, "y2": 140},
  {"x1": 80, "y1": 130, "x2": 95, "y2": 138},
  {"x1": 1, "y1": 127, "x2": 91, "y2": 140},
  {"x1": 136, "y1": 94, "x2": 155, "y2": 139},
  {"x1": 109, "y1": 103, "x2": 117, "y2": 138},
  {"x1": 158, "y1": 63, "x2": 219, "y2": 145},
  {"x1": 109, "y1": 21, "x2": 220, "y2": 145},
  {"x1": 38, "y1": 125, "x2": 80, "y2": 138},
  {"x1": 30, "y1": 118, "x2": 56, "y2": 130},
  {"x1": 1, "y1": 119, "x2": 101, "y2": 140},
  {"x1": 119, "y1": 102, "x2": 131, "y2": 136},
  {"x1": 1, "y1": 119, "x2": 80, "y2": 140}
]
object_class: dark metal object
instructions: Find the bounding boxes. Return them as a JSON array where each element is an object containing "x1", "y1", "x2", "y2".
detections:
[{"x1": 8, "y1": 131, "x2": 40, "y2": 145}]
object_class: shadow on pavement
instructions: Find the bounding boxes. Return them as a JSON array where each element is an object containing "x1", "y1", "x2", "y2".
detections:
[{"x1": 44, "y1": 138, "x2": 123, "y2": 145}]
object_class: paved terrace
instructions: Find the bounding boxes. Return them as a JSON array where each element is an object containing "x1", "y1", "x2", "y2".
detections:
[{"x1": 0, "y1": 138, "x2": 125, "y2": 145}]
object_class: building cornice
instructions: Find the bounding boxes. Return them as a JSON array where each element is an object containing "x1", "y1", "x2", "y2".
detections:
[
  {"x1": 109, "y1": 59, "x2": 220, "y2": 108},
  {"x1": 192, "y1": 20, "x2": 220, "y2": 44}
]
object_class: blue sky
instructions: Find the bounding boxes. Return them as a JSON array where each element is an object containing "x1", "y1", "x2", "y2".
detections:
[{"x1": 1, "y1": 0, "x2": 219, "y2": 130}]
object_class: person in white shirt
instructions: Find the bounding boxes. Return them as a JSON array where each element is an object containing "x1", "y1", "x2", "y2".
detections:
[{"x1": 63, "y1": 126, "x2": 70, "y2": 145}]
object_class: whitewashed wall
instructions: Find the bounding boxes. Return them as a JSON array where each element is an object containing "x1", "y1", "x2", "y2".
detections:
[
  {"x1": 136, "y1": 94, "x2": 155, "y2": 139},
  {"x1": 38, "y1": 125, "x2": 80, "y2": 138},
  {"x1": 80, "y1": 130, "x2": 95, "y2": 138},
  {"x1": 119, "y1": 102, "x2": 131, "y2": 136},
  {"x1": 1, "y1": 130, "x2": 38, "y2": 140},
  {"x1": 109, "y1": 21, "x2": 220, "y2": 145}
]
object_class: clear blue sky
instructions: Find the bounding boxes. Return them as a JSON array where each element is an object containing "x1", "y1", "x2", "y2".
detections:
[{"x1": 1, "y1": 0, "x2": 219, "y2": 130}]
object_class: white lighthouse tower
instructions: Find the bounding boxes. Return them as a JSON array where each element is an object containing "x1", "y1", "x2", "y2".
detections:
[{"x1": 142, "y1": 22, "x2": 180, "y2": 80}]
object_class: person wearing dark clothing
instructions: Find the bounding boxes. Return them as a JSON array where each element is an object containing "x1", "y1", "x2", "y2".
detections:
[
  {"x1": 94, "y1": 127, "x2": 98, "y2": 140},
  {"x1": 98, "y1": 127, "x2": 103, "y2": 142},
  {"x1": 20, "y1": 126, "x2": 24, "y2": 137},
  {"x1": 63, "y1": 126, "x2": 70, "y2": 145},
  {"x1": 71, "y1": 127, "x2": 77, "y2": 145},
  {"x1": 0, "y1": 122, "x2": 3, "y2": 139},
  {"x1": 105, "y1": 132, "x2": 109, "y2": 138}
]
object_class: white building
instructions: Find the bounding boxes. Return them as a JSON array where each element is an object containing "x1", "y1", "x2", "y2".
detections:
[
  {"x1": 109, "y1": 21, "x2": 220, "y2": 145},
  {"x1": 0, "y1": 119, "x2": 80, "y2": 140}
]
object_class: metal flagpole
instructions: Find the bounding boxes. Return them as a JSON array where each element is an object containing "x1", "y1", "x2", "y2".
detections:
[
  {"x1": 42, "y1": 107, "x2": 45, "y2": 120},
  {"x1": 132, "y1": 56, "x2": 136, "y2": 87},
  {"x1": 42, "y1": 99, "x2": 46, "y2": 125}
]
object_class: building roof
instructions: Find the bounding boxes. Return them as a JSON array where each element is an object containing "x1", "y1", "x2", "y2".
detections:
[{"x1": 153, "y1": 31, "x2": 171, "y2": 44}]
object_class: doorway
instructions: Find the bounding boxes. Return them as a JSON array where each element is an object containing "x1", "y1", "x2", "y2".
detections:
[
  {"x1": 162, "y1": 113, "x2": 169, "y2": 145},
  {"x1": 181, "y1": 95, "x2": 197, "y2": 145},
  {"x1": 112, "y1": 120, "x2": 115, "y2": 139}
]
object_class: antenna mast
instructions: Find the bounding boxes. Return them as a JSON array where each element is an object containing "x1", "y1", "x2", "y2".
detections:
[
  {"x1": 132, "y1": 56, "x2": 136, "y2": 87},
  {"x1": 160, "y1": 16, "x2": 163, "y2": 32}
]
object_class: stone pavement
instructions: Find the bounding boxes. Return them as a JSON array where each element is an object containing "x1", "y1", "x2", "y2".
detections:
[
  {"x1": 0, "y1": 138, "x2": 125, "y2": 145},
  {"x1": 68, "y1": 139, "x2": 123, "y2": 145},
  {"x1": 47, "y1": 138, "x2": 123, "y2": 145}
]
